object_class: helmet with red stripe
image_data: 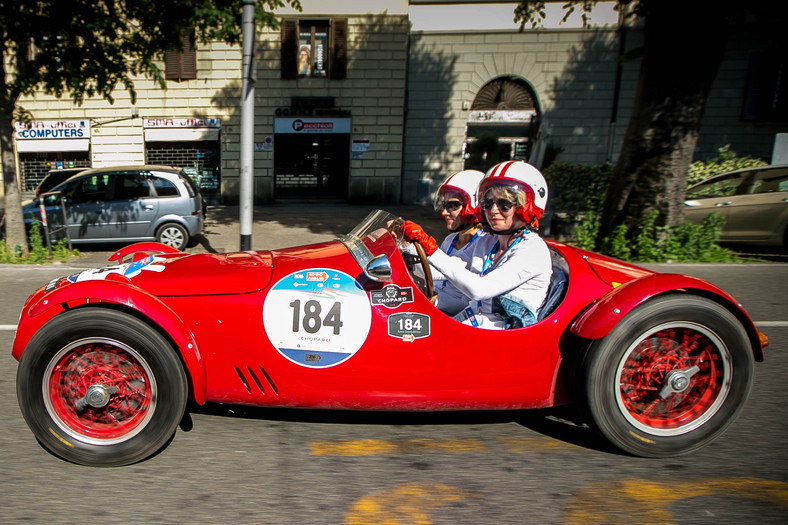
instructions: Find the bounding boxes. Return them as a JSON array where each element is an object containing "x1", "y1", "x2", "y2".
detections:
[
  {"x1": 433, "y1": 169, "x2": 485, "y2": 224},
  {"x1": 477, "y1": 161, "x2": 548, "y2": 227}
]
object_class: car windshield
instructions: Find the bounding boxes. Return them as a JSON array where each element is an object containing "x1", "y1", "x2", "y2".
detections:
[{"x1": 339, "y1": 210, "x2": 405, "y2": 270}]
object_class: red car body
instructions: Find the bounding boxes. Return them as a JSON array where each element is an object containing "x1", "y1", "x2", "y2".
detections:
[{"x1": 12, "y1": 210, "x2": 766, "y2": 466}]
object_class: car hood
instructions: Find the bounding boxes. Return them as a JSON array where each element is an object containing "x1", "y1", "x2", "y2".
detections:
[{"x1": 61, "y1": 251, "x2": 274, "y2": 296}]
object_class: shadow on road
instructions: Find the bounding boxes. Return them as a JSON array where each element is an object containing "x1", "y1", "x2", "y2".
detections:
[{"x1": 183, "y1": 401, "x2": 618, "y2": 455}]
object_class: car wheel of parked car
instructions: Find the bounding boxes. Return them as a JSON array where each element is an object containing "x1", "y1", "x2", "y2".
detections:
[
  {"x1": 16, "y1": 308, "x2": 188, "y2": 467},
  {"x1": 580, "y1": 295, "x2": 754, "y2": 458},
  {"x1": 156, "y1": 222, "x2": 189, "y2": 250}
]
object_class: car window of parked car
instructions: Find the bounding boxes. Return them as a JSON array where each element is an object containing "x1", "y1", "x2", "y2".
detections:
[
  {"x1": 68, "y1": 175, "x2": 109, "y2": 204},
  {"x1": 686, "y1": 172, "x2": 749, "y2": 199},
  {"x1": 744, "y1": 168, "x2": 788, "y2": 195},
  {"x1": 152, "y1": 176, "x2": 180, "y2": 197},
  {"x1": 113, "y1": 174, "x2": 153, "y2": 200}
]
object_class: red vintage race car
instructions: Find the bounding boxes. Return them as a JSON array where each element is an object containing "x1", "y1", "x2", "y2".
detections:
[{"x1": 12, "y1": 210, "x2": 767, "y2": 466}]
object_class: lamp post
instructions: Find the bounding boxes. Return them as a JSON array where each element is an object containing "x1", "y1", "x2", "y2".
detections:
[{"x1": 239, "y1": 0, "x2": 255, "y2": 251}]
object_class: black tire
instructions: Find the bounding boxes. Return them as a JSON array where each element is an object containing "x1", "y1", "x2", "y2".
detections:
[
  {"x1": 156, "y1": 222, "x2": 189, "y2": 250},
  {"x1": 16, "y1": 308, "x2": 188, "y2": 467},
  {"x1": 580, "y1": 295, "x2": 754, "y2": 457}
]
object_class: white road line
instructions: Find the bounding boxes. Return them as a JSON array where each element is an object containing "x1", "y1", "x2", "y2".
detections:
[{"x1": 1, "y1": 325, "x2": 17, "y2": 331}]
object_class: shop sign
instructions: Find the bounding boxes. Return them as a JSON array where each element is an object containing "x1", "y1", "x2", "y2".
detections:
[
  {"x1": 274, "y1": 117, "x2": 351, "y2": 134},
  {"x1": 468, "y1": 110, "x2": 537, "y2": 123},
  {"x1": 143, "y1": 118, "x2": 221, "y2": 128},
  {"x1": 14, "y1": 120, "x2": 91, "y2": 140}
]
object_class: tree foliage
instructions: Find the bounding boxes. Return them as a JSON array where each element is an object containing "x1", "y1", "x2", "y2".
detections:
[
  {"x1": 1, "y1": 0, "x2": 300, "y2": 255},
  {"x1": 514, "y1": 1, "x2": 784, "y2": 250}
]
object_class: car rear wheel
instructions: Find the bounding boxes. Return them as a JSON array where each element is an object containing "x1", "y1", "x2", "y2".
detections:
[
  {"x1": 16, "y1": 308, "x2": 188, "y2": 467},
  {"x1": 580, "y1": 295, "x2": 753, "y2": 457},
  {"x1": 156, "y1": 222, "x2": 189, "y2": 250}
]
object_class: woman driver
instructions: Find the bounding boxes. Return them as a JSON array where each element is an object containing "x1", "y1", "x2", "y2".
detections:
[
  {"x1": 431, "y1": 169, "x2": 486, "y2": 315},
  {"x1": 401, "y1": 161, "x2": 552, "y2": 329}
]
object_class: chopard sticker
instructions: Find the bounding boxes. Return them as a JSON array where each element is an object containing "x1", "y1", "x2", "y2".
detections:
[
  {"x1": 387, "y1": 312, "x2": 430, "y2": 342},
  {"x1": 263, "y1": 268, "x2": 372, "y2": 368},
  {"x1": 370, "y1": 285, "x2": 414, "y2": 309}
]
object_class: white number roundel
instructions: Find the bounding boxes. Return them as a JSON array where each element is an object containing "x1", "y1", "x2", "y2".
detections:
[{"x1": 263, "y1": 268, "x2": 372, "y2": 368}]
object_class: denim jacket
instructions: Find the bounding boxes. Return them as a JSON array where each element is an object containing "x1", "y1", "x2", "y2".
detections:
[{"x1": 492, "y1": 293, "x2": 537, "y2": 329}]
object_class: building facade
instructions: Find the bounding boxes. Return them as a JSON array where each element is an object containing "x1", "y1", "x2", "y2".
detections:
[{"x1": 5, "y1": 1, "x2": 787, "y2": 205}]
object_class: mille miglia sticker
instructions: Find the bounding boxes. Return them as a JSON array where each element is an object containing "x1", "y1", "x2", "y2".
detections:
[
  {"x1": 370, "y1": 284, "x2": 414, "y2": 309},
  {"x1": 388, "y1": 312, "x2": 430, "y2": 342}
]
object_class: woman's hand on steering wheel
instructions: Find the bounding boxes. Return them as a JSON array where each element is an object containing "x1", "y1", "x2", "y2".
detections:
[
  {"x1": 400, "y1": 221, "x2": 438, "y2": 255},
  {"x1": 399, "y1": 220, "x2": 435, "y2": 298}
]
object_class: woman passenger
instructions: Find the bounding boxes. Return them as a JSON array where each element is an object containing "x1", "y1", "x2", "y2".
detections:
[
  {"x1": 401, "y1": 161, "x2": 552, "y2": 329},
  {"x1": 431, "y1": 170, "x2": 486, "y2": 315}
]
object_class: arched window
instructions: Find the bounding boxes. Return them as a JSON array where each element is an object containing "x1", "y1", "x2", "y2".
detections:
[{"x1": 464, "y1": 77, "x2": 540, "y2": 172}]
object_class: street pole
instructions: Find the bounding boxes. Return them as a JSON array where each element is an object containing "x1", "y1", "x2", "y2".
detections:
[{"x1": 239, "y1": 0, "x2": 255, "y2": 251}]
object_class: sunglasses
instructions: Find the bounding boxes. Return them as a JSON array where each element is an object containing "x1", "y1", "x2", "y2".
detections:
[
  {"x1": 435, "y1": 199, "x2": 463, "y2": 212},
  {"x1": 480, "y1": 198, "x2": 514, "y2": 212}
]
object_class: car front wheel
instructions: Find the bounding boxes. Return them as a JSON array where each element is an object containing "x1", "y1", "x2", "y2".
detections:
[
  {"x1": 16, "y1": 308, "x2": 188, "y2": 467},
  {"x1": 156, "y1": 222, "x2": 189, "y2": 250},
  {"x1": 580, "y1": 295, "x2": 754, "y2": 457}
]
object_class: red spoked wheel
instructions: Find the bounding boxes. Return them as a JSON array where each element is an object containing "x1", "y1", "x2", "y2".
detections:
[
  {"x1": 581, "y1": 296, "x2": 754, "y2": 457},
  {"x1": 17, "y1": 308, "x2": 187, "y2": 467},
  {"x1": 45, "y1": 338, "x2": 156, "y2": 445},
  {"x1": 615, "y1": 323, "x2": 729, "y2": 435}
]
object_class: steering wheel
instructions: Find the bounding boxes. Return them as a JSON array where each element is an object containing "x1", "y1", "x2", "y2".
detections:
[
  {"x1": 387, "y1": 217, "x2": 434, "y2": 299},
  {"x1": 406, "y1": 241, "x2": 434, "y2": 299}
]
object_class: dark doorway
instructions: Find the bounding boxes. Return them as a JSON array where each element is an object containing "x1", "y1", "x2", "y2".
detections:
[{"x1": 274, "y1": 133, "x2": 349, "y2": 200}]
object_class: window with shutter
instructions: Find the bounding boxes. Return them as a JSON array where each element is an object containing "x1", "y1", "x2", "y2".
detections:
[
  {"x1": 281, "y1": 18, "x2": 347, "y2": 80},
  {"x1": 165, "y1": 31, "x2": 197, "y2": 81},
  {"x1": 330, "y1": 19, "x2": 347, "y2": 80},
  {"x1": 281, "y1": 19, "x2": 298, "y2": 79}
]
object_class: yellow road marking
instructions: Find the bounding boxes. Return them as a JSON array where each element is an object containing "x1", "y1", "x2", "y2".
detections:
[
  {"x1": 566, "y1": 478, "x2": 788, "y2": 524},
  {"x1": 311, "y1": 438, "x2": 486, "y2": 456},
  {"x1": 342, "y1": 477, "x2": 787, "y2": 524},
  {"x1": 344, "y1": 483, "x2": 476, "y2": 525}
]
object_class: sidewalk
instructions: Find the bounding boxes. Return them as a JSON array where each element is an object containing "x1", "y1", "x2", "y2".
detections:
[{"x1": 59, "y1": 203, "x2": 448, "y2": 267}]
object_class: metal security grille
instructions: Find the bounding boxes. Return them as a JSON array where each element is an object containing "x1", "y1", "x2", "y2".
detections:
[
  {"x1": 19, "y1": 152, "x2": 91, "y2": 192},
  {"x1": 145, "y1": 141, "x2": 221, "y2": 203}
]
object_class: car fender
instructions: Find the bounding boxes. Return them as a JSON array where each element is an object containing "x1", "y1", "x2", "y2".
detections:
[
  {"x1": 570, "y1": 273, "x2": 764, "y2": 361},
  {"x1": 25, "y1": 279, "x2": 208, "y2": 404}
]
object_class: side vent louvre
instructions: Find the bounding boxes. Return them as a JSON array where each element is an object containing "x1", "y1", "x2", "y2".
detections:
[
  {"x1": 234, "y1": 364, "x2": 279, "y2": 395},
  {"x1": 234, "y1": 366, "x2": 251, "y2": 393},
  {"x1": 247, "y1": 366, "x2": 265, "y2": 393},
  {"x1": 259, "y1": 366, "x2": 279, "y2": 394}
]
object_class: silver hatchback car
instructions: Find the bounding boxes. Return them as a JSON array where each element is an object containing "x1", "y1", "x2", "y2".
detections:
[
  {"x1": 24, "y1": 165, "x2": 204, "y2": 250},
  {"x1": 684, "y1": 165, "x2": 788, "y2": 249}
]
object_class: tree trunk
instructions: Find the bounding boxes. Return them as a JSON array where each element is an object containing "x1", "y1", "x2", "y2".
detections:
[
  {"x1": 597, "y1": 1, "x2": 730, "y2": 245},
  {"x1": 0, "y1": 100, "x2": 28, "y2": 257}
]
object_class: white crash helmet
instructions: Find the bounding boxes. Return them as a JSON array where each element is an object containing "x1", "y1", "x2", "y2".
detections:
[
  {"x1": 433, "y1": 169, "x2": 486, "y2": 224},
  {"x1": 477, "y1": 161, "x2": 548, "y2": 225}
]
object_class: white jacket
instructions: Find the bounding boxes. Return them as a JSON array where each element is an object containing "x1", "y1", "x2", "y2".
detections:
[{"x1": 428, "y1": 229, "x2": 552, "y2": 328}]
